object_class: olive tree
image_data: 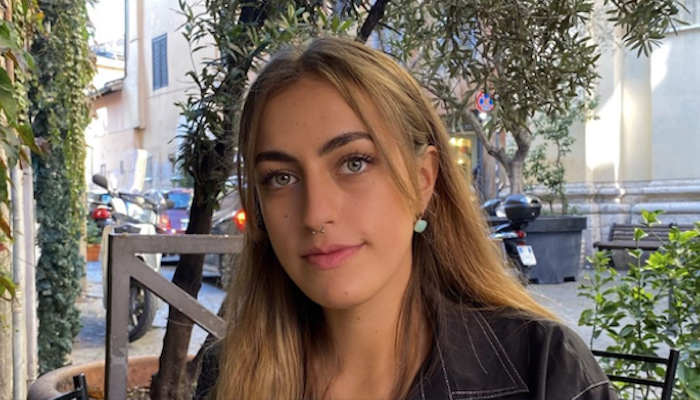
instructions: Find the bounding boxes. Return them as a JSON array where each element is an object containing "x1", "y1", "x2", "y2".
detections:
[{"x1": 379, "y1": 0, "x2": 685, "y2": 194}]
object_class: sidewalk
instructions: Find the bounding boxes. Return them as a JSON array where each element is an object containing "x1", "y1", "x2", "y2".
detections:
[{"x1": 71, "y1": 262, "x2": 226, "y2": 365}]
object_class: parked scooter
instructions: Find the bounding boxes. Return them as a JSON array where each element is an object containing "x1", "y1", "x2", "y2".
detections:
[
  {"x1": 484, "y1": 194, "x2": 542, "y2": 285},
  {"x1": 92, "y1": 174, "x2": 162, "y2": 342}
]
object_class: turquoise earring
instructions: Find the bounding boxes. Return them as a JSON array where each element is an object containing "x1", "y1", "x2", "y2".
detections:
[{"x1": 414, "y1": 217, "x2": 428, "y2": 233}]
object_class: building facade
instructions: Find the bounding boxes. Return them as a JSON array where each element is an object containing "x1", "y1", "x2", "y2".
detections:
[
  {"x1": 549, "y1": 1, "x2": 700, "y2": 248},
  {"x1": 86, "y1": 0, "x2": 216, "y2": 192}
]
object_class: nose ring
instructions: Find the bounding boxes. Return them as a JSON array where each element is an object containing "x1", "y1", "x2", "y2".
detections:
[{"x1": 311, "y1": 224, "x2": 325, "y2": 234}]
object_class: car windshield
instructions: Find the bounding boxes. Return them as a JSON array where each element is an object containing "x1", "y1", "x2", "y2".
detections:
[{"x1": 168, "y1": 192, "x2": 192, "y2": 209}]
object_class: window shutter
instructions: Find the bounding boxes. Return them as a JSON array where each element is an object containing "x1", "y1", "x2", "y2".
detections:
[{"x1": 152, "y1": 34, "x2": 168, "y2": 90}]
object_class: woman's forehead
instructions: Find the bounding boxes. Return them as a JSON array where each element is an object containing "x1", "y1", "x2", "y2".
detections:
[{"x1": 255, "y1": 77, "x2": 372, "y2": 150}]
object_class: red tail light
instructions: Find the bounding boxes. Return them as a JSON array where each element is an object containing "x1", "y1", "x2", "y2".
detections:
[
  {"x1": 233, "y1": 210, "x2": 246, "y2": 233},
  {"x1": 92, "y1": 207, "x2": 111, "y2": 220},
  {"x1": 517, "y1": 230, "x2": 526, "y2": 238},
  {"x1": 159, "y1": 214, "x2": 172, "y2": 231}
]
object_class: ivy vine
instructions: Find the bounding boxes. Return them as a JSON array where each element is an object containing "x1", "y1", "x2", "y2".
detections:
[
  {"x1": 28, "y1": 0, "x2": 94, "y2": 373},
  {"x1": 0, "y1": 0, "x2": 42, "y2": 302}
]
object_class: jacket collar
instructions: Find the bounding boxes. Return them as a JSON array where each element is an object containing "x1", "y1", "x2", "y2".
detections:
[{"x1": 409, "y1": 308, "x2": 529, "y2": 400}]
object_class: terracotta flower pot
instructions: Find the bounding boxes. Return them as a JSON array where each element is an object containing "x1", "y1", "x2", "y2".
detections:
[
  {"x1": 28, "y1": 355, "x2": 162, "y2": 400},
  {"x1": 87, "y1": 244, "x2": 101, "y2": 262}
]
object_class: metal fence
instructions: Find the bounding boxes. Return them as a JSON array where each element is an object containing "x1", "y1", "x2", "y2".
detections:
[{"x1": 105, "y1": 234, "x2": 241, "y2": 400}]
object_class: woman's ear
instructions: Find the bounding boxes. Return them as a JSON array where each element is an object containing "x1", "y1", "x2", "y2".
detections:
[{"x1": 418, "y1": 145, "x2": 439, "y2": 210}]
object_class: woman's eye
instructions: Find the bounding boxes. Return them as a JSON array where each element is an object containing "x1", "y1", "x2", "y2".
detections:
[
  {"x1": 347, "y1": 159, "x2": 364, "y2": 173},
  {"x1": 341, "y1": 157, "x2": 369, "y2": 174},
  {"x1": 269, "y1": 173, "x2": 297, "y2": 188}
]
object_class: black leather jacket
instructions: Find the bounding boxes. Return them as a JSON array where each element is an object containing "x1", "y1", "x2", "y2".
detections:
[{"x1": 194, "y1": 308, "x2": 618, "y2": 400}]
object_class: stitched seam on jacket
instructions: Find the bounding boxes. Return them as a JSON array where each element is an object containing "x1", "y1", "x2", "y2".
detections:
[
  {"x1": 451, "y1": 314, "x2": 522, "y2": 399},
  {"x1": 436, "y1": 339, "x2": 455, "y2": 400},
  {"x1": 476, "y1": 312, "x2": 529, "y2": 389},
  {"x1": 570, "y1": 380, "x2": 609, "y2": 400},
  {"x1": 452, "y1": 387, "x2": 529, "y2": 400},
  {"x1": 420, "y1": 366, "x2": 427, "y2": 400},
  {"x1": 470, "y1": 313, "x2": 519, "y2": 390},
  {"x1": 460, "y1": 307, "x2": 489, "y2": 375},
  {"x1": 452, "y1": 386, "x2": 527, "y2": 395}
]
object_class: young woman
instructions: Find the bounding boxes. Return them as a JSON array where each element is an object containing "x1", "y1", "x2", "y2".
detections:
[{"x1": 194, "y1": 37, "x2": 617, "y2": 400}]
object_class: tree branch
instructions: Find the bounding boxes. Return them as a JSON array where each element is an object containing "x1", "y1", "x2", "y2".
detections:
[
  {"x1": 464, "y1": 109, "x2": 508, "y2": 166},
  {"x1": 356, "y1": 0, "x2": 391, "y2": 43}
]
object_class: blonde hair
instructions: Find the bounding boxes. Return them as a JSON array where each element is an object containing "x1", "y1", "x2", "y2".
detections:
[{"x1": 214, "y1": 37, "x2": 556, "y2": 399}]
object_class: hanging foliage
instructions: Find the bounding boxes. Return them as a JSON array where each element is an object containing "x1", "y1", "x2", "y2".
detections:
[
  {"x1": 28, "y1": 0, "x2": 94, "y2": 373},
  {"x1": 0, "y1": 0, "x2": 42, "y2": 302}
]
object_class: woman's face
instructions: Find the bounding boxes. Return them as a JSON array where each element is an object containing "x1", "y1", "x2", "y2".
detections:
[{"x1": 254, "y1": 76, "x2": 436, "y2": 311}]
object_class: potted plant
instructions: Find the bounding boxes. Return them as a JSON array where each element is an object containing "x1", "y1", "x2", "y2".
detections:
[{"x1": 509, "y1": 98, "x2": 599, "y2": 284}]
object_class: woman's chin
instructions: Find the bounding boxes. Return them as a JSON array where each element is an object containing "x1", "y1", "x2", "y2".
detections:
[{"x1": 305, "y1": 286, "x2": 370, "y2": 311}]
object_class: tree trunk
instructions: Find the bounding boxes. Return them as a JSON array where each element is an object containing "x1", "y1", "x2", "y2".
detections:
[
  {"x1": 506, "y1": 157, "x2": 525, "y2": 194},
  {"x1": 150, "y1": 185, "x2": 215, "y2": 400}
]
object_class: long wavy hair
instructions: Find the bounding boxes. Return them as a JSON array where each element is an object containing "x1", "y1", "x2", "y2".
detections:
[{"x1": 213, "y1": 37, "x2": 556, "y2": 399}]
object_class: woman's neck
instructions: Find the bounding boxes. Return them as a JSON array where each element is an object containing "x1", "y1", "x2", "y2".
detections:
[{"x1": 321, "y1": 267, "x2": 428, "y2": 399}]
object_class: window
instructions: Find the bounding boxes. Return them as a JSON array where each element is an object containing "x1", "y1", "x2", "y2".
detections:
[
  {"x1": 145, "y1": 154, "x2": 154, "y2": 182},
  {"x1": 152, "y1": 34, "x2": 168, "y2": 90}
]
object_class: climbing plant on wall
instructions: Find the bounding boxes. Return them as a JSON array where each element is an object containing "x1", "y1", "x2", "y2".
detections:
[
  {"x1": 28, "y1": 0, "x2": 94, "y2": 373},
  {"x1": 0, "y1": 0, "x2": 41, "y2": 302}
]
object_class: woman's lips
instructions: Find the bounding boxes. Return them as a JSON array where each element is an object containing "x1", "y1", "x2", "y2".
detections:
[{"x1": 303, "y1": 244, "x2": 364, "y2": 270}]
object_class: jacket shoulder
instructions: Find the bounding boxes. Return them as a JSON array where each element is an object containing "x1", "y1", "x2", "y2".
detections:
[
  {"x1": 479, "y1": 309, "x2": 618, "y2": 400},
  {"x1": 437, "y1": 307, "x2": 617, "y2": 400}
]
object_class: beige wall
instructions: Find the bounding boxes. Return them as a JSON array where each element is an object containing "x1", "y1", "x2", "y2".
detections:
[
  {"x1": 650, "y1": 27, "x2": 700, "y2": 180},
  {"x1": 558, "y1": 25, "x2": 700, "y2": 185},
  {"x1": 87, "y1": 0, "x2": 216, "y2": 191}
]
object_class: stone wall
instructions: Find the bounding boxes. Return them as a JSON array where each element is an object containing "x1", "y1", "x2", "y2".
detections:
[{"x1": 531, "y1": 178, "x2": 700, "y2": 259}]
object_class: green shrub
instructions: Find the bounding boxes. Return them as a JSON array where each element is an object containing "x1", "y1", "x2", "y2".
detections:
[{"x1": 579, "y1": 211, "x2": 700, "y2": 399}]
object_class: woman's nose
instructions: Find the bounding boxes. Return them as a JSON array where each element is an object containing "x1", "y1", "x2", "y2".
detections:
[{"x1": 301, "y1": 173, "x2": 338, "y2": 234}]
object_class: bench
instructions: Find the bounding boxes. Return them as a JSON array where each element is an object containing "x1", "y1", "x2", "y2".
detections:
[{"x1": 593, "y1": 223, "x2": 695, "y2": 252}]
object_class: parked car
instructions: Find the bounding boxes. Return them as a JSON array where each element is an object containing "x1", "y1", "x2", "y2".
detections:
[
  {"x1": 143, "y1": 188, "x2": 193, "y2": 235},
  {"x1": 204, "y1": 189, "x2": 246, "y2": 287}
]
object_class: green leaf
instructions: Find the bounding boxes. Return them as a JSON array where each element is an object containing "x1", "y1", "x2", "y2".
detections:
[
  {"x1": 688, "y1": 388, "x2": 700, "y2": 400},
  {"x1": 0, "y1": 274, "x2": 16, "y2": 299},
  {"x1": 16, "y1": 123, "x2": 41, "y2": 154},
  {"x1": 580, "y1": 309, "x2": 594, "y2": 323},
  {"x1": 0, "y1": 22, "x2": 15, "y2": 49},
  {"x1": 620, "y1": 325, "x2": 635, "y2": 337},
  {"x1": 641, "y1": 209, "x2": 664, "y2": 226},
  {"x1": 633, "y1": 227, "x2": 648, "y2": 242},
  {"x1": 0, "y1": 68, "x2": 17, "y2": 123}
]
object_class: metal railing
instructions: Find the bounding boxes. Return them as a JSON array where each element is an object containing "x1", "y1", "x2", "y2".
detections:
[{"x1": 105, "y1": 234, "x2": 242, "y2": 400}]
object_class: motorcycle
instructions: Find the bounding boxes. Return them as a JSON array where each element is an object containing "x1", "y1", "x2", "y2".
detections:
[
  {"x1": 484, "y1": 194, "x2": 542, "y2": 285},
  {"x1": 92, "y1": 174, "x2": 162, "y2": 342}
]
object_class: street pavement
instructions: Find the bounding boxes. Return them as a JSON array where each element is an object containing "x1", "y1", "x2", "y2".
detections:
[
  {"x1": 71, "y1": 261, "x2": 225, "y2": 364},
  {"x1": 71, "y1": 262, "x2": 613, "y2": 365}
]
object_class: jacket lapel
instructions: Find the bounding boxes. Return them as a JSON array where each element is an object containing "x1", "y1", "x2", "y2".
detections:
[{"x1": 410, "y1": 309, "x2": 529, "y2": 400}]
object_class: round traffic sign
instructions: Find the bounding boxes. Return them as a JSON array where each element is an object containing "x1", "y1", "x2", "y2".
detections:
[{"x1": 476, "y1": 92, "x2": 494, "y2": 113}]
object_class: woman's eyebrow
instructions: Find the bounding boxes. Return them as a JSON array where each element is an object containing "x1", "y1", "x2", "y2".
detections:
[
  {"x1": 318, "y1": 131, "x2": 372, "y2": 156},
  {"x1": 254, "y1": 131, "x2": 373, "y2": 166},
  {"x1": 254, "y1": 150, "x2": 298, "y2": 166}
]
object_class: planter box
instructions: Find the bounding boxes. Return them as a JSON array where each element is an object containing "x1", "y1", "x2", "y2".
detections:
[
  {"x1": 87, "y1": 244, "x2": 100, "y2": 262},
  {"x1": 27, "y1": 355, "x2": 195, "y2": 400},
  {"x1": 489, "y1": 216, "x2": 587, "y2": 284}
]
